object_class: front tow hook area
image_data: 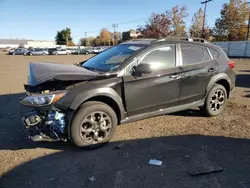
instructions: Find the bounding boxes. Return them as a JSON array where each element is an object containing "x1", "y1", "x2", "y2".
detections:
[{"x1": 22, "y1": 114, "x2": 41, "y2": 128}]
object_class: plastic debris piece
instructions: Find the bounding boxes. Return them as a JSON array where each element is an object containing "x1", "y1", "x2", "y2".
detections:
[
  {"x1": 149, "y1": 159, "x2": 162, "y2": 166},
  {"x1": 88, "y1": 176, "x2": 96, "y2": 182},
  {"x1": 114, "y1": 142, "x2": 126, "y2": 149}
]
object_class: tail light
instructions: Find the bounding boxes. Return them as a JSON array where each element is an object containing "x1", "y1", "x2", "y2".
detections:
[{"x1": 228, "y1": 61, "x2": 235, "y2": 69}]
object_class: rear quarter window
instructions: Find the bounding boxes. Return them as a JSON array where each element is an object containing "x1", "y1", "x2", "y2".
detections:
[{"x1": 209, "y1": 48, "x2": 219, "y2": 59}]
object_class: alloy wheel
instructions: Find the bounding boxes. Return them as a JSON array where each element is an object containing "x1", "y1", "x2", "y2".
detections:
[
  {"x1": 210, "y1": 89, "x2": 225, "y2": 112},
  {"x1": 80, "y1": 111, "x2": 112, "y2": 144}
]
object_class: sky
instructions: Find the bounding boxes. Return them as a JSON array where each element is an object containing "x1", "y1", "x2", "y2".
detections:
[{"x1": 0, "y1": 0, "x2": 227, "y2": 43}]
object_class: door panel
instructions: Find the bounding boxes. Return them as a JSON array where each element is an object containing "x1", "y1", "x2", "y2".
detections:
[
  {"x1": 123, "y1": 67, "x2": 182, "y2": 116},
  {"x1": 179, "y1": 43, "x2": 219, "y2": 105},
  {"x1": 123, "y1": 44, "x2": 182, "y2": 116}
]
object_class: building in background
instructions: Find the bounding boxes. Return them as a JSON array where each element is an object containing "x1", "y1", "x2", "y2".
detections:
[
  {"x1": 122, "y1": 30, "x2": 142, "y2": 41},
  {"x1": 0, "y1": 38, "x2": 59, "y2": 49}
]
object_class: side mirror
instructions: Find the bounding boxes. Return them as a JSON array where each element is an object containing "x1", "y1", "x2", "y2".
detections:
[{"x1": 133, "y1": 63, "x2": 152, "y2": 75}]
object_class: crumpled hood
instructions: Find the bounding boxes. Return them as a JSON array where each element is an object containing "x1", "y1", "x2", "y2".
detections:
[{"x1": 28, "y1": 62, "x2": 99, "y2": 86}]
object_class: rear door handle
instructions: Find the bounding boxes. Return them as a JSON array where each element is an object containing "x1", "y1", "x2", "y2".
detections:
[
  {"x1": 208, "y1": 68, "x2": 216, "y2": 73},
  {"x1": 169, "y1": 74, "x2": 181, "y2": 79}
]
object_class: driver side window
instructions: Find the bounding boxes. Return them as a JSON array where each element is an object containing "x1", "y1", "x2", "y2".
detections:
[{"x1": 138, "y1": 44, "x2": 176, "y2": 71}]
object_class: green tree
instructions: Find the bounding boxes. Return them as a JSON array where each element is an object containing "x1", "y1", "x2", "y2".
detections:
[
  {"x1": 80, "y1": 37, "x2": 95, "y2": 46},
  {"x1": 55, "y1": 28, "x2": 74, "y2": 46},
  {"x1": 213, "y1": 0, "x2": 249, "y2": 41}
]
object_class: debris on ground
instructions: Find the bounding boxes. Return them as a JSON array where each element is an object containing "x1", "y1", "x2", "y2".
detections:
[
  {"x1": 189, "y1": 152, "x2": 223, "y2": 176},
  {"x1": 114, "y1": 142, "x2": 126, "y2": 149},
  {"x1": 149, "y1": 159, "x2": 163, "y2": 166},
  {"x1": 88, "y1": 176, "x2": 96, "y2": 182}
]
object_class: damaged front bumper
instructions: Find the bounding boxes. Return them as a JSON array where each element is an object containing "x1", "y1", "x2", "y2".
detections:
[{"x1": 22, "y1": 109, "x2": 67, "y2": 142}]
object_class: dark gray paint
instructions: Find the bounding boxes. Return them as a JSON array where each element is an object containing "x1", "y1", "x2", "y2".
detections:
[{"x1": 28, "y1": 62, "x2": 98, "y2": 86}]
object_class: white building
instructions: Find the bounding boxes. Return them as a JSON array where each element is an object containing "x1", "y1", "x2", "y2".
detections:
[{"x1": 0, "y1": 38, "x2": 60, "y2": 49}]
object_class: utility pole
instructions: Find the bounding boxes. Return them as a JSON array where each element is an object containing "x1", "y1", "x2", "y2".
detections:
[
  {"x1": 246, "y1": 2, "x2": 250, "y2": 41},
  {"x1": 112, "y1": 24, "x2": 118, "y2": 45},
  {"x1": 201, "y1": 0, "x2": 212, "y2": 38},
  {"x1": 85, "y1": 32, "x2": 88, "y2": 46}
]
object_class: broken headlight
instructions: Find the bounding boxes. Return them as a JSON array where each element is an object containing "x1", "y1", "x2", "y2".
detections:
[{"x1": 20, "y1": 91, "x2": 67, "y2": 107}]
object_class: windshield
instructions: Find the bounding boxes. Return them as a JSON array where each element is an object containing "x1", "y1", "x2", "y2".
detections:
[{"x1": 81, "y1": 44, "x2": 146, "y2": 72}]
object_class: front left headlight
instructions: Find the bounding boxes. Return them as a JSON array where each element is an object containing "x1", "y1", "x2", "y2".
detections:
[{"x1": 20, "y1": 91, "x2": 67, "y2": 107}]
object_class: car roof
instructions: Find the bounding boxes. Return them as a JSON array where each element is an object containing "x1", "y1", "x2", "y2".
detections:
[{"x1": 120, "y1": 38, "x2": 219, "y2": 50}]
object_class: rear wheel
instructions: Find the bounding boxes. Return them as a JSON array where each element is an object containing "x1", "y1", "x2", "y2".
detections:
[
  {"x1": 201, "y1": 84, "x2": 227, "y2": 117},
  {"x1": 70, "y1": 101, "x2": 117, "y2": 148},
  {"x1": 42, "y1": 52, "x2": 46, "y2": 55},
  {"x1": 66, "y1": 52, "x2": 69, "y2": 55}
]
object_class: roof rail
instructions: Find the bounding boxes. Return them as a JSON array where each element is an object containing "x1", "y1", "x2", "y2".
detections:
[{"x1": 153, "y1": 37, "x2": 211, "y2": 44}]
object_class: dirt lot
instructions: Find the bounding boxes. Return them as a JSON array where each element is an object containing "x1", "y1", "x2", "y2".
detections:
[{"x1": 0, "y1": 54, "x2": 250, "y2": 188}]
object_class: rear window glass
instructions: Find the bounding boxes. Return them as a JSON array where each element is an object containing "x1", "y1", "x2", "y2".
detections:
[{"x1": 209, "y1": 48, "x2": 219, "y2": 59}]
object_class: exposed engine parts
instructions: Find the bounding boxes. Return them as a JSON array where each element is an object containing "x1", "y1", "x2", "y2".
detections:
[{"x1": 22, "y1": 110, "x2": 66, "y2": 142}]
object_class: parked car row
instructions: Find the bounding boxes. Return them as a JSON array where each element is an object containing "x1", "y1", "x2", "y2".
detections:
[
  {"x1": 71, "y1": 46, "x2": 110, "y2": 55},
  {"x1": 8, "y1": 46, "x2": 110, "y2": 56}
]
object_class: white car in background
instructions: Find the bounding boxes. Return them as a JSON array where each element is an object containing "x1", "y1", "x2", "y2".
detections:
[
  {"x1": 30, "y1": 48, "x2": 49, "y2": 55},
  {"x1": 52, "y1": 48, "x2": 71, "y2": 55}
]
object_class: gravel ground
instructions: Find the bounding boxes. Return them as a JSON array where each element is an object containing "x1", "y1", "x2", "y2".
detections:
[{"x1": 0, "y1": 54, "x2": 250, "y2": 188}]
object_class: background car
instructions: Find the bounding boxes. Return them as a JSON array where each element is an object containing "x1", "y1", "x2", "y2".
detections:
[
  {"x1": 10, "y1": 48, "x2": 28, "y2": 55},
  {"x1": 93, "y1": 47, "x2": 105, "y2": 54},
  {"x1": 52, "y1": 48, "x2": 71, "y2": 55},
  {"x1": 8, "y1": 48, "x2": 16, "y2": 55},
  {"x1": 30, "y1": 48, "x2": 49, "y2": 55}
]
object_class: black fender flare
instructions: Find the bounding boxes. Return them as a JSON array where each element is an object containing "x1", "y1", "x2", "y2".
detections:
[
  {"x1": 206, "y1": 73, "x2": 231, "y2": 96},
  {"x1": 69, "y1": 87, "x2": 125, "y2": 120}
]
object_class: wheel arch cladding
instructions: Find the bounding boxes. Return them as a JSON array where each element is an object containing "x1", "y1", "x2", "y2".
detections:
[
  {"x1": 69, "y1": 88, "x2": 125, "y2": 123},
  {"x1": 215, "y1": 79, "x2": 230, "y2": 98},
  {"x1": 85, "y1": 96, "x2": 121, "y2": 123},
  {"x1": 207, "y1": 73, "x2": 231, "y2": 98}
]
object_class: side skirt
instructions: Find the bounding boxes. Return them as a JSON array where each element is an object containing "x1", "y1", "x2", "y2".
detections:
[{"x1": 120, "y1": 99, "x2": 204, "y2": 124}]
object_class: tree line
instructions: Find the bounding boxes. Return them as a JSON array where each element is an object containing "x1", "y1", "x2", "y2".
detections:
[{"x1": 55, "y1": 0, "x2": 250, "y2": 46}]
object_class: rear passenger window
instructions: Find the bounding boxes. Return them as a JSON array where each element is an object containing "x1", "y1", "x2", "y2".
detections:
[
  {"x1": 209, "y1": 48, "x2": 219, "y2": 59},
  {"x1": 181, "y1": 44, "x2": 213, "y2": 65},
  {"x1": 181, "y1": 44, "x2": 203, "y2": 65}
]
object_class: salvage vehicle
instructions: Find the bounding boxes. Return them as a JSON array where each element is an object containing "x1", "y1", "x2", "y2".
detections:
[{"x1": 20, "y1": 37, "x2": 236, "y2": 148}]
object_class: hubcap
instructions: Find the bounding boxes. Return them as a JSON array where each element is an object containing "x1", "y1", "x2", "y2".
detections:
[
  {"x1": 210, "y1": 89, "x2": 225, "y2": 112},
  {"x1": 80, "y1": 112, "x2": 112, "y2": 143}
]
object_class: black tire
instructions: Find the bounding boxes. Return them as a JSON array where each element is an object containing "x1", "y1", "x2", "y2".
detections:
[
  {"x1": 201, "y1": 84, "x2": 227, "y2": 117},
  {"x1": 66, "y1": 52, "x2": 69, "y2": 55},
  {"x1": 70, "y1": 101, "x2": 117, "y2": 148},
  {"x1": 42, "y1": 52, "x2": 46, "y2": 55}
]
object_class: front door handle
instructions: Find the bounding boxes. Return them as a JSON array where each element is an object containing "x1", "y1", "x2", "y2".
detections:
[
  {"x1": 208, "y1": 68, "x2": 216, "y2": 73},
  {"x1": 169, "y1": 74, "x2": 180, "y2": 79}
]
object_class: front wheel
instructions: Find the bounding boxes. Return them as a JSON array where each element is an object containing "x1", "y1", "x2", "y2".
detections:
[
  {"x1": 70, "y1": 101, "x2": 117, "y2": 148},
  {"x1": 201, "y1": 84, "x2": 227, "y2": 117}
]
